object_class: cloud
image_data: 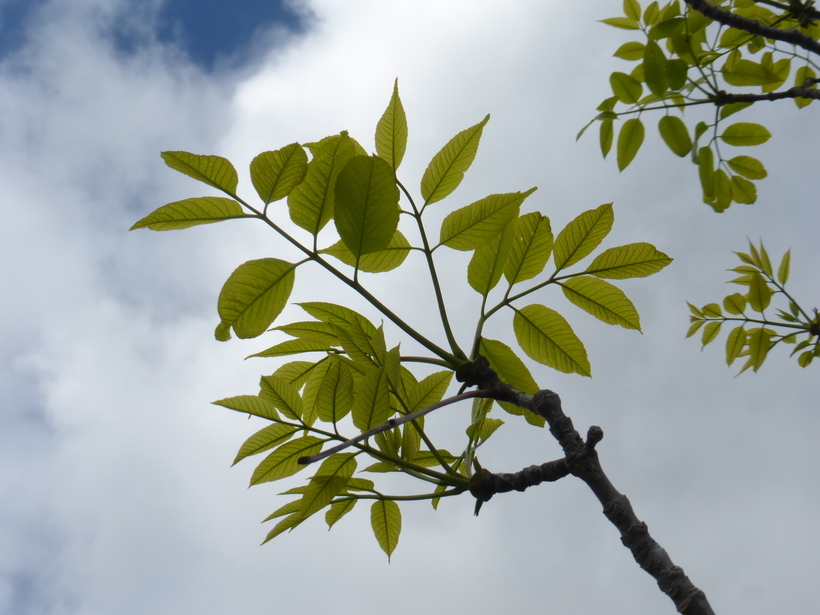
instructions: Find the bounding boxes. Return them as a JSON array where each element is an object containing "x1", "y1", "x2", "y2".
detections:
[{"x1": 0, "y1": 1, "x2": 817, "y2": 614}]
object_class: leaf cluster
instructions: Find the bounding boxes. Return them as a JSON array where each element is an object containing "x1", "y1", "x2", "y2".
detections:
[
  {"x1": 583, "y1": 0, "x2": 819, "y2": 211},
  {"x1": 687, "y1": 240, "x2": 819, "y2": 372},
  {"x1": 132, "y1": 81, "x2": 671, "y2": 558}
]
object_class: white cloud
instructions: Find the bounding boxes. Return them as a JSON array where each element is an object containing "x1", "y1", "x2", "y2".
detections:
[{"x1": 0, "y1": 0, "x2": 817, "y2": 614}]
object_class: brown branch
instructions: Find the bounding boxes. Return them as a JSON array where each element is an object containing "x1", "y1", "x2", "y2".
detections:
[
  {"x1": 469, "y1": 459, "x2": 570, "y2": 515},
  {"x1": 715, "y1": 83, "x2": 820, "y2": 103},
  {"x1": 684, "y1": 0, "x2": 820, "y2": 55}
]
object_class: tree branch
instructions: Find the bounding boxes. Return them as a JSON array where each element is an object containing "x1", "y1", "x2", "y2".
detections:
[
  {"x1": 716, "y1": 82, "x2": 820, "y2": 103},
  {"x1": 684, "y1": 0, "x2": 820, "y2": 55}
]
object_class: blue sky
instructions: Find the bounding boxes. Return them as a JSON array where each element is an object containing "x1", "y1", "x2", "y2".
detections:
[{"x1": 0, "y1": 1, "x2": 817, "y2": 614}]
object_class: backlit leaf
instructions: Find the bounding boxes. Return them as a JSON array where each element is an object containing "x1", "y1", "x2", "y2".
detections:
[
  {"x1": 721, "y1": 59, "x2": 780, "y2": 86},
  {"x1": 352, "y1": 367, "x2": 391, "y2": 431},
  {"x1": 335, "y1": 155, "x2": 400, "y2": 258},
  {"x1": 250, "y1": 436, "x2": 323, "y2": 485},
  {"x1": 468, "y1": 224, "x2": 515, "y2": 295},
  {"x1": 613, "y1": 41, "x2": 645, "y2": 60},
  {"x1": 560, "y1": 277, "x2": 641, "y2": 330},
  {"x1": 600, "y1": 16, "x2": 641, "y2": 29},
  {"x1": 553, "y1": 203, "x2": 614, "y2": 271},
  {"x1": 161, "y1": 151, "x2": 238, "y2": 195},
  {"x1": 623, "y1": 0, "x2": 641, "y2": 21},
  {"x1": 731, "y1": 175, "x2": 756, "y2": 204},
  {"x1": 725, "y1": 326, "x2": 746, "y2": 365},
  {"x1": 701, "y1": 320, "x2": 721, "y2": 346},
  {"x1": 744, "y1": 327, "x2": 774, "y2": 372},
  {"x1": 326, "y1": 499, "x2": 356, "y2": 529},
  {"x1": 479, "y1": 338, "x2": 543, "y2": 425},
  {"x1": 250, "y1": 143, "x2": 308, "y2": 204},
  {"x1": 504, "y1": 213, "x2": 553, "y2": 284},
  {"x1": 371, "y1": 500, "x2": 401, "y2": 561},
  {"x1": 585, "y1": 242, "x2": 672, "y2": 279},
  {"x1": 233, "y1": 423, "x2": 299, "y2": 466},
  {"x1": 406, "y1": 371, "x2": 453, "y2": 412},
  {"x1": 727, "y1": 156, "x2": 767, "y2": 179},
  {"x1": 658, "y1": 115, "x2": 691, "y2": 156},
  {"x1": 643, "y1": 40, "x2": 669, "y2": 95},
  {"x1": 261, "y1": 512, "x2": 302, "y2": 544},
  {"x1": 617, "y1": 118, "x2": 644, "y2": 170},
  {"x1": 315, "y1": 359, "x2": 354, "y2": 423},
  {"x1": 248, "y1": 339, "x2": 335, "y2": 359},
  {"x1": 720, "y1": 123, "x2": 771, "y2": 146},
  {"x1": 777, "y1": 249, "x2": 790, "y2": 285},
  {"x1": 513, "y1": 304, "x2": 591, "y2": 376},
  {"x1": 130, "y1": 197, "x2": 250, "y2": 231},
  {"x1": 421, "y1": 115, "x2": 489, "y2": 205},
  {"x1": 747, "y1": 272, "x2": 773, "y2": 311},
  {"x1": 723, "y1": 293, "x2": 746, "y2": 315},
  {"x1": 216, "y1": 258, "x2": 296, "y2": 340},
  {"x1": 299, "y1": 454, "x2": 357, "y2": 520},
  {"x1": 260, "y1": 375, "x2": 303, "y2": 420},
  {"x1": 600, "y1": 119, "x2": 614, "y2": 158},
  {"x1": 375, "y1": 79, "x2": 408, "y2": 170},
  {"x1": 212, "y1": 395, "x2": 280, "y2": 421},
  {"x1": 322, "y1": 230, "x2": 411, "y2": 272},
  {"x1": 610, "y1": 72, "x2": 643, "y2": 103},
  {"x1": 439, "y1": 189, "x2": 535, "y2": 251}
]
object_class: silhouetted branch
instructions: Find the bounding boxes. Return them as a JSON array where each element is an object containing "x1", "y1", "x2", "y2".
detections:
[
  {"x1": 684, "y1": 0, "x2": 820, "y2": 55},
  {"x1": 716, "y1": 82, "x2": 820, "y2": 104}
]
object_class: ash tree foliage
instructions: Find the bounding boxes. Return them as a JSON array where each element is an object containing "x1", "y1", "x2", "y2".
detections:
[
  {"x1": 132, "y1": 81, "x2": 725, "y2": 612},
  {"x1": 584, "y1": 0, "x2": 819, "y2": 371}
]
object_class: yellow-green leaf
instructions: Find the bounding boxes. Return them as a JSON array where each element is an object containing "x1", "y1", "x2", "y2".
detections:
[
  {"x1": 212, "y1": 395, "x2": 280, "y2": 421},
  {"x1": 233, "y1": 423, "x2": 299, "y2": 466},
  {"x1": 610, "y1": 72, "x2": 643, "y2": 104},
  {"x1": 335, "y1": 155, "x2": 400, "y2": 258},
  {"x1": 326, "y1": 499, "x2": 357, "y2": 529},
  {"x1": 560, "y1": 277, "x2": 641, "y2": 330},
  {"x1": 731, "y1": 175, "x2": 756, "y2": 204},
  {"x1": 250, "y1": 143, "x2": 308, "y2": 204},
  {"x1": 322, "y1": 230, "x2": 411, "y2": 273},
  {"x1": 744, "y1": 327, "x2": 774, "y2": 372},
  {"x1": 553, "y1": 203, "x2": 614, "y2": 271},
  {"x1": 421, "y1": 115, "x2": 489, "y2": 205},
  {"x1": 617, "y1": 118, "x2": 644, "y2": 170},
  {"x1": 216, "y1": 258, "x2": 296, "y2": 340},
  {"x1": 600, "y1": 16, "x2": 641, "y2": 29},
  {"x1": 685, "y1": 319, "x2": 705, "y2": 338},
  {"x1": 701, "y1": 320, "x2": 721, "y2": 347},
  {"x1": 161, "y1": 151, "x2": 238, "y2": 195},
  {"x1": 585, "y1": 242, "x2": 672, "y2": 279},
  {"x1": 439, "y1": 189, "x2": 535, "y2": 251},
  {"x1": 250, "y1": 436, "x2": 323, "y2": 485},
  {"x1": 315, "y1": 359, "x2": 354, "y2": 423},
  {"x1": 479, "y1": 338, "x2": 543, "y2": 425},
  {"x1": 468, "y1": 224, "x2": 515, "y2": 295},
  {"x1": 406, "y1": 371, "x2": 453, "y2": 412},
  {"x1": 658, "y1": 115, "x2": 691, "y2": 156},
  {"x1": 260, "y1": 375, "x2": 303, "y2": 420},
  {"x1": 777, "y1": 249, "x2": 790, "y2": 285},
  {"x1": 288, "y1": 132, "x2": 361, "y2": 235},
  {"x1": 504, "y1": 213, "x2": 553, "y2": 284},
  {"x1": 375, "y1": 79, "x2": 408, "y2": 170},
  {"x1": 643, "y1": 40, "x2": 669, "y2": 95},
  {"x1": 721, "y1": 59, "x2": 780, "y2": 86},
  {"x1": 513, "y1": 304, "x2": 591, "y2": 377},
  {"x1": 130, "y1": 197, "x2": 250, "y2": 231},
  {"x1": 614, "y1": 41, "x2": 645, "y2": 61},
  {"x1": 720, "y1": 123, "x2": 771, "y2": 146},
  {"x1": 371, "y1": 500, "x2": 401, "y2": 561},
  {"x1": 352, "y1": 366, "x2": 391, "y2": 431},
  {"x1": 747, "y1": 272, "x2": 773, "y2": 311},
  {"x1": 723, "y1": 293, "x2": 746, "y2": 315},
  {"x1": 248, "y1": 338, "x2": 335, "y2": 359},
  {"x1": 794, "y1": 65, "x2": 817, "y2": 108},
  {"x1": 299, "y1": 454, "x2": 357, "y2": 520},
  {"x1": 624, "y1": 0, "x2": 641, "y2": 20},
  {"x1": 725, "y1": 326, "x2": 746, "y2": 365},
  {"x1": 600, "y1": 119, "x2": 614, "y2": 158},
  {"x1": 261, "y1": 512, "x2": 302, "y2": 544},
  {"x1": 727, "y1": 156, "x2": 767, "y2": 179}
]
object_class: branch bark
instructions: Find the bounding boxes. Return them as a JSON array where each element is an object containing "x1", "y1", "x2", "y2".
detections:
[
  {"x1": 684, "y1": 0, "x2": 820, "y2": 55},
  {"x1": 716, "y1": 83, "x2": 820, "y2": 103}
]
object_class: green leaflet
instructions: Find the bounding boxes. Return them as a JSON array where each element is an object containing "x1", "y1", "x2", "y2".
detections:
[
  {"x1": 613, "y1": 41, "x2": 645, "y2": 61},
  {"x1": 560, "y1": 277, "x2": 641, "y2": 330},
  {"x1": 262, "y1": 512, "x2": 303, "y2": 545},
  {"x1": 321, "y1": 230, "x2": 411, "y2": 272},
  {"x1": 130, "y1": 196, "x2": 250, "y2": 231},
  {"x1": 643, "y1": 40, "x2": 669, "y2": 96},
  {"x1": 406, "y1": 371, "x2": 453, "y2": 412},
  {"x1": 623, "y1": 0, "x2": 641, "y2": 21},
  {"x1": 723, "y1": 293, "x2": 746, "y2": 315},
  {"x1": 216, "y1": 258, "x2": 296, "y2": 340},
  {"x1": 721, "y1": 60, "x2": 780, "y2": 86},
  {"x1": 375, "y1": 79, "x2": 408, "y2": 170},
  {"x1": 600, "y1": 16, "x2": 641, "y2": 29},
  {"x1": 742, "y1": 327, "x2": 774, "y2": 373},
  {"x1": 617, "y1": 118, "x2": 644, "y2": 170},
  {"x1": 658, "y1": 115, "x2": 691, "y2": 157},
  {"x1": 777, "y1": 249, "x2": 790, "y2": 285},
  {"x1": 727, "y1": 156, "x2": 767, "y2": 179},
  {"x1": 731, "y1": 176, "x2": 756, "y2": 204},
  {"x1": 421, "y1": 115, "x2": 489, "y2": 205},
  {"x1": 610, "y1": 72, "x2": 643, "y2": 104},
  {"x1": 263, "y1": 499, "x2": 302, "y2": 521},
  {"x1": 275, "y1": 321, "x2": 339, "y2": 346},
  {"x1": 553, "y1": 203, "x2": 614, "y2": 272},
  {"x1": 439, "y1": 189, "x2": 535, "y2": 251},
  {"x1": 299, "y1": 454, "x2": 357, "y2": 520},
  {"x1": 300, "y1": 360, "x2": 333, "y2": 426},
  {"x1": 513, "y1": 304, "x2": 591, "y2": 377},
  {"x1": 371, "y1": 500, "x2": 401, "y2": 561},
  {"x1": 701, "y1": 321, "x2": 721, "y2": 347},
  {"x1": 747, "y1": 272, "x2": 773, "y2": 311},
  {"x1": 232, "y1": 423, "x2": 299, "y2": 466},
  {"x1": 250, "y1": 436, "x2": 323, "y2": 485},
  {"x1": 250, "y1": 143, "x2": 308, "y2": 204},
  {"x1": 479, "y1": 338, "x2": 544, "y2": 426},
  {"x1": 584, "y1": 242, "x2": 672, "y2": 279},
  {"x1": 248, "y1": 339, "x2": 335, "y2": 359},
  {"x1": 299, "y1": 302, "x2": 379, "y2": 340},
  {"x1": 161, "y1": 151, "x2": 238, "y2": 195},
  {"x1": 504, "y1": 212, "x2": 553, "y2": 285},
  {"x1": 352, "y1": 366, "x2": 391, "y2": 431},
  {"x1": 315, "y1": 359, "x2": 354, "y2": 423},
  {"x1": 468, "y1": 224, "x2": 515, "y2": 296},
  {"x1": 212, "y1": 394, "x2": 280, "y2": 421},
  {"x1": 725, "y1": 326, "x2": 746, "y2": 365},
  {"x1": 288, "y1": 132, "x2": 362, "y2": 235},
  {"x1": 600, "y1": 119, "x2": 614, "y2": 158},
  {"x1": 335, "y1": 155, "x2": 401, "y2": 258},
  {"x1": 260, "y1": 375, "x2": 304, "y2": 420},
  {"x1": 720, "y1": 123, "x2": 771, "y2": 146},
  {"x1": 326, "y1": 499, "x2": 357, "y2": 529}
]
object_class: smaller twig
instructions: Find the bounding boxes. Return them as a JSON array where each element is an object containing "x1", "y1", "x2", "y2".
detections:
[
  {"x1": 715, "y1": 83, "x2": 820, "y2": 104},
  {"x1": 298, "y1": 390, "x2": 488, "y2": 465}
]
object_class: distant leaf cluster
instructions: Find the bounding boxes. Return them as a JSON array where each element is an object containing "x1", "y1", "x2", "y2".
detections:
[
  {"x1": 581, "y1": 0, "x2": 819, "y2": 212},
  {"x1": 132, "y1": 81, "x2": 671, "y2": 557},
  {"x1": 687, "y1": 241, "x2": 819, "y2": 372}
]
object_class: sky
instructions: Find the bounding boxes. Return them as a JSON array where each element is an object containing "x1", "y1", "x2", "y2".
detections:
[{"x1": 0, "y1": 1, "x2": 817, "y2": 614}]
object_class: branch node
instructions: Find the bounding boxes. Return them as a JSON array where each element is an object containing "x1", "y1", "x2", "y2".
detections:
[{"x1": 586, "y1": 425, "x2": 604, "y2": 451}]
